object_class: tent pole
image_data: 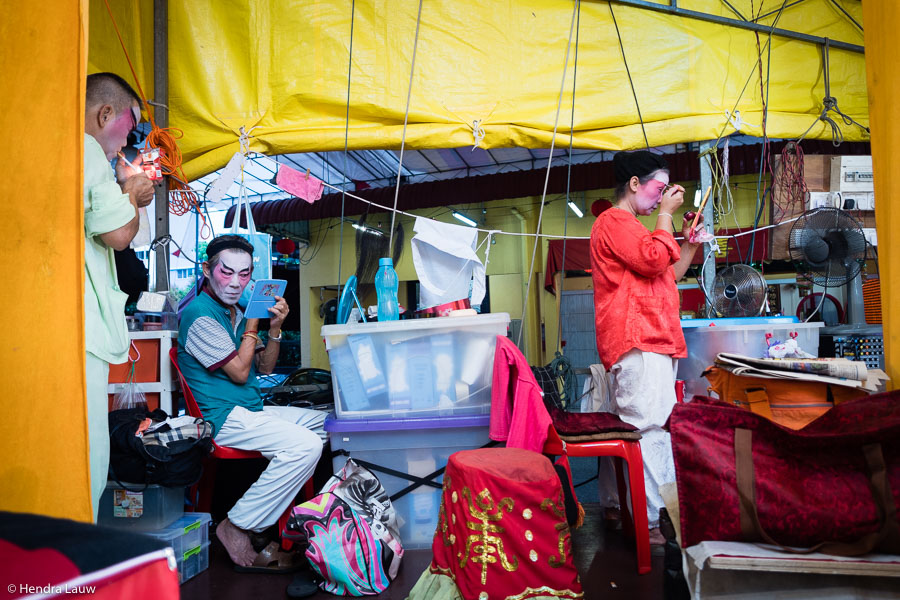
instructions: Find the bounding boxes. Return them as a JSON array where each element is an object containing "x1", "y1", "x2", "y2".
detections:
[
  {"x1": 699, "y1": 140, "x2": 715, "y2": 315},
  {"x1": 608, "y1": 0, "x2": 863, "y2": 54},
  {"x1": 153, "y1": 0, "x2": 170, "y2": 291}
]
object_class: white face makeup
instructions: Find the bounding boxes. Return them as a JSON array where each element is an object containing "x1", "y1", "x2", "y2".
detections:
[{"x1": 205, "y1": 249, "x2": 253, "y2": 306}]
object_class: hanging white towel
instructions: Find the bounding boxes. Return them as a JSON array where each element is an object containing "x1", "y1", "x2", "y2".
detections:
[{"x1": 410, "y1": 217, "x2": 486, "y2": 309}]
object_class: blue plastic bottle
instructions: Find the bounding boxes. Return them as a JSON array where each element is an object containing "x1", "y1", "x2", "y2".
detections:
[{"x1": 375, "y1": 257, "x2": 400, "y2": 321}]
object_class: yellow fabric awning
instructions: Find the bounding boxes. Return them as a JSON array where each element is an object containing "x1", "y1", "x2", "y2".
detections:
[{"x1": 88, "y1": 0, "x2": 868, "y2": 182}]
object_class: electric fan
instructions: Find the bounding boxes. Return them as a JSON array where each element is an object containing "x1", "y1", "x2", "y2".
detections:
[
  {"x1": 788, "y1": 207, "x2": 867, "y2": 323},
  {"x1": 711, "y1": 264, "x2": 768, "y2": 317}
]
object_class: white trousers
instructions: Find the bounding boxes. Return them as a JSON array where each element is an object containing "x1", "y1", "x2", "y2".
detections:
[
  {"x1": 604, "y1": 349, "x2": 678, "y2": 528},
  {"x1": 215, "y1": 405, "x2": 327, "y2": 532},
  {"x1": 86, "y1": 353, "x2": 110, "y2": 522}
]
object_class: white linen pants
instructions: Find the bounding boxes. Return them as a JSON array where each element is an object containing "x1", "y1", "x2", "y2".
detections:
[
  {"x1": 86, "y1": 353, "x2": 110, "y2": 522},
  {"x1": 604, "y1": 349, "x2": 678, "y2": 528},
  {"x1": 215, "y1": 405, "x2": 327, "y2": 532}
]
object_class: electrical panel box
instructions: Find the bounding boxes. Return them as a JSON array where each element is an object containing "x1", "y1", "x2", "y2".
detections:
[{"x1": 830, "y1": 156, "x2": 873, "y2": 192}]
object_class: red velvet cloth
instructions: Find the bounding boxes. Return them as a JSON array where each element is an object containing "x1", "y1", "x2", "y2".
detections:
[
  {"x1": 431, "y1": 448, "x2": 583, "y2": 599},
  {"x1": 669, "y1": 394, "x2": 900, "y2": 550},
  {"x1": 590, "y1": 209, "x2": 686, "y2": 369},
  {"x1": 548, "y1": 407, "x2": 638, "y2": 436}
]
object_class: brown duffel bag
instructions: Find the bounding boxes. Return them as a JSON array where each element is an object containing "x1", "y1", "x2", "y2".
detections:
[
  {"x1": 703, "y1": 365, "x2": 868, "y2": 429},
  {"x1": 668, "y1": 393, "x2": 900, "y2": 554}
]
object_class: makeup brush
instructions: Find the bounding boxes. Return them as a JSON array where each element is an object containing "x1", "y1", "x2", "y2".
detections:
[{"x1": 690, "y1": 186, "x2": 712, "y2": 232}]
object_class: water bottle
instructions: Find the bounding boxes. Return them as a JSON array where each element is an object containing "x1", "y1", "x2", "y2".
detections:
[{"x1": 375, "y1": 257, "x2": 400, "y2": 321}]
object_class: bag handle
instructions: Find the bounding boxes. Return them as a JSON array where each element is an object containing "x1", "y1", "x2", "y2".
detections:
[
  {"x1": 735, "y1": 428, "x2": 900, "y2": 555},
  {"x1": 743, "y1": 388, "x2": 774, "y2": 420}
]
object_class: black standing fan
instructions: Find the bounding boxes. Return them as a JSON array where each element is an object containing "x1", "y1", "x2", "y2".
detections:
[
  {"x1": 788, "y1": 207, "x2": 867, "y2": 322},
  {"x1": 711, "y1": 264, "x2": 768, "y2": 317}
]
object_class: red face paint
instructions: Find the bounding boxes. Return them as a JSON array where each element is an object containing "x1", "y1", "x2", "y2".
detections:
[
  {"x1": 633, "y1": 172, "x2": 670, "y2": 215},
  {"x1": 100, "y1": 105, "x2": 140, "y2": 160}
]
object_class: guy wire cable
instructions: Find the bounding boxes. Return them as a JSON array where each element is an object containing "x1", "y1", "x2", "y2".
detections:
[
  {"x1": 517, "y1": 0, "x2": 580, "y2": 349},
  {"x1": 558, "y1": 0, "x2": 581, "y2": 354},
  {"x1": 389, "y1": 0, "x2": 425, "y2": 252},
  {"x1": 608, "y1": 2, "x2": 649, "y2": 150},
  {"x1": 337, "y1": 0, "x2": 356, "y2": 303}
]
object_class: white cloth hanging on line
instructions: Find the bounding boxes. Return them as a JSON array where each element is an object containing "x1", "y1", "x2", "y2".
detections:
[{"x1": 410, "y1": 217, "x2": 486, "y2": 309}]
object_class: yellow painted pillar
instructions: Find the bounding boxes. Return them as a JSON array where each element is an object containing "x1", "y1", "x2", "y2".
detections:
[
  {"x1": 862, "y1": 4, "x2": 898, "y2": 388},
  {"x1": 0, "y1": 1, "x2": 92, "y2": 520}
]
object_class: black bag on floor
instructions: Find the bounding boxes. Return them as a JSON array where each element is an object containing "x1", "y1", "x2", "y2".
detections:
[{"x1": 108, "y1": 408, "x2": 213, "y2": 488}]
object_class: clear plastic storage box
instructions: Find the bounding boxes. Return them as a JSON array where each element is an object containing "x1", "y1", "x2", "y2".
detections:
[
  {"x1": 677, "y1": 317, "x2": 823, "y2": 399},
  {"x1": 143, "y1": 512, "x2": 211, "y2": 563},
  {"x1": 97, "y1": 482, "x2": 184, "y2": 532},
  {"x1": 325, "y1": 413, "x2": 491, "y2": 549},
  {"x1": 322, "y1": 313, "x2": 510, "y2": 419},
  {"x1": 178, "y1": 541, "x2": 210, "y2": 583}
]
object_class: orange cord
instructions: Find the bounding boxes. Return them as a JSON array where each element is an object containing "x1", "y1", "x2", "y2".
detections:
[{"x1": 101, "y1": 0, "x2": 207, "y2": 228}]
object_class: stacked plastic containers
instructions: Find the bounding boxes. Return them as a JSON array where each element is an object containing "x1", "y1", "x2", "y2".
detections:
[
  {"x1": 143, "y1": 513, "x2": 213, "y2": 583},
  {"x1": 321, "y1": 312, "x2": 510, "y2": 547}
]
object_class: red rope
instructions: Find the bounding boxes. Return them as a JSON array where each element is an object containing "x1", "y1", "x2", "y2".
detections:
[{"x1": 101, "y1": 0, "x2": 206, "y2": 226}]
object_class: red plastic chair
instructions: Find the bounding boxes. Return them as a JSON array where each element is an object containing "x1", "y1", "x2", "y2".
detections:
[
  {"x1": 170, "y1": 347, "x2": 311, "y2": 549},
  {"x1": 542, "y1": 429, "x2": 651, "y2": 575},
  {"x1": 495, "y1": 339, "x2": 651, "y2": 575}
]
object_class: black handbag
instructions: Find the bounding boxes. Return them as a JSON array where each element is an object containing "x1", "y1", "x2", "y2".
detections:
[{"x1": 108, "y1": 408, "x2": 213, "y2": 489}]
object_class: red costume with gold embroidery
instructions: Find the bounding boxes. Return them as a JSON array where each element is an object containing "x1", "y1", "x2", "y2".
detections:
[{"x1": 409, "y1": 448, "x2": 582, "y2": 600}]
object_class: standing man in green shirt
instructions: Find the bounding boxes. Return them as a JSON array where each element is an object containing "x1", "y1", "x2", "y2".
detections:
[{"x1": 84, "y1": 73, "x2": 155, "y2": 520}]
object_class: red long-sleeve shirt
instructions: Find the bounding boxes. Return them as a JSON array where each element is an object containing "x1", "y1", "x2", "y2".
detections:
[{"x1": 590, "y1": 208, "x2": 687, "y2": 369}]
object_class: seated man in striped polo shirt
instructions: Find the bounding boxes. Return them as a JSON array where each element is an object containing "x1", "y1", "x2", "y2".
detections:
[{"x1": 177, "y1": 234, "x2": 326, "y2": 570}]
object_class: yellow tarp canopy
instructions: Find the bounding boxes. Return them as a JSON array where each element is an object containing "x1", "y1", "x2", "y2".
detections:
[{"x1": 89, "y1": 0, "x2": 868, "y2": 181}]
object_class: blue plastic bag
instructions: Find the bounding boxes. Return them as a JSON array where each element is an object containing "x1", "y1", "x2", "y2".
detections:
[{"x1": 231, "y1": 185, "x2": 273, "y2": 307}]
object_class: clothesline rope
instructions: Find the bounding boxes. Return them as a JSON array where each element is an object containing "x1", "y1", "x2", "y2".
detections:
[{"x1": 253, "y1": 152, "x2": 798, "y2": 244}]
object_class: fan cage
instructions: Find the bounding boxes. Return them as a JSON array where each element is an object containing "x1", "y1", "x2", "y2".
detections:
[
  {"x1": 788, "y1": 208, "x2": 866, "y2": 288},
  {"x1": 711, "y1": 264, "x2": 767, "y2": 318}
]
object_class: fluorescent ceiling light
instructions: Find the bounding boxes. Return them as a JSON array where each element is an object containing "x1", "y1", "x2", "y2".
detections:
[
  {"x1": 567, "y1": 201, "x2": 584, "y2": 218},
  {"x1": 452, "y1": 211, "x2": 478, "y2": 227},
  {"x1": 352, "y1": 223, "x2": 383, "y2": 236}
]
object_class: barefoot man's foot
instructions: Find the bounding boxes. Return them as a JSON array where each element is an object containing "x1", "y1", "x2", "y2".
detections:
[{"x1": 217, "y1": 518, "x2": 257, "y2": 567}]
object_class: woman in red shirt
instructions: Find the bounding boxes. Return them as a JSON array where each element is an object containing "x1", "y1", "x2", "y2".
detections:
[{"x1": 590, "y1": 150, "x2": 703, "y2": 544}]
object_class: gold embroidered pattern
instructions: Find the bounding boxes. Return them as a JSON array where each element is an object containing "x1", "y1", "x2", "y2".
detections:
[
  {"x1": 504, "y1": 586, "x2": 583, "y2": 600},
  {"x1": 452, "y1": 491, "x2": 459, "y2": 503},
  {"x1": 459, "y1": 487, "x2": 519, "y2": 585},
  {"x1": 541, "y1": 493, "x2": 573, "y2": 568},
  {"x1": 437, "y1": 498, "x2": 453, "y2": 545}
]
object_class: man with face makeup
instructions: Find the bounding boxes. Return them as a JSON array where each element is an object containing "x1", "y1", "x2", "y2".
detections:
[
  {"x1": 83, "y1": 72, "x2": 155, "y2": 520},
  {"x1": 589, "y1": 150, "x2": 704, "y2": 546},
  {"x1": 178, "y1": 235, "x2": 326, "y2": 572}
]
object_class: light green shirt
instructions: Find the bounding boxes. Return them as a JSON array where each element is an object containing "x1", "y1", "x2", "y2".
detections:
[{"x1": 83, "y1": 134, "x2": 135, "y2": 364}]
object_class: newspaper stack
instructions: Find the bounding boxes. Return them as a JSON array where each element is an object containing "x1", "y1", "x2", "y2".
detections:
[{"x1": 714, "y1": 353, "x2": 889, "y2": 393}]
